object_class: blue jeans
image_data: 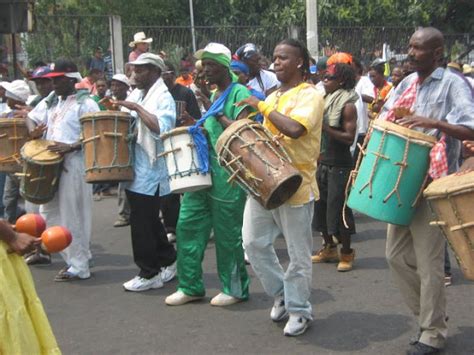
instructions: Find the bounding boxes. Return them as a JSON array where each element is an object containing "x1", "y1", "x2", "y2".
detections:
[
  {"x1": 0, "y1": 173, "x2": 5, "y2": 218},
  {"x1": 243, "y1": 197, "x2": 314, "y2": 320}
]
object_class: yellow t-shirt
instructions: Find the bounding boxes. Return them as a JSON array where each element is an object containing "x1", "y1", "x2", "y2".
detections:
[{"x1": 262, "y1": 83, "x2": 324, "y2": 205}]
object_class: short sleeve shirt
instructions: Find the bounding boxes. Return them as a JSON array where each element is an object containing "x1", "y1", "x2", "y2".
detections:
[{"x1": 263, "y1": 83, "x2": 324, "y2": 204}]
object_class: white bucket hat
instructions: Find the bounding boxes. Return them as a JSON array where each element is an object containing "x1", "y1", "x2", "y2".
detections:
[
  {"x1": 129, "y1": 32, "x2": 153, "y2": 48},
  {"x1": 0, "y1": 80, "x2": 30, "y2": 103}
]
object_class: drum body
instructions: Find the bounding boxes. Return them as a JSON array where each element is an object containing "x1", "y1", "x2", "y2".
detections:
[
  {"x1": 424, "y1": 172, "x2": 474, "y2": 280},
  {"x1": 80, "y1": 111, "x2": 134, "y2": 183},
  {"x1": 160, "y1": 127, "x2": 212, "y2": 193},
  {"x1": 348, "y1": 120, "x2": 436, "y2": 225},
  {"x1": 216, "y1": 119, "x2": 302, "y2": 210},
  {"x1": 0, "y1": 119, "x2": 29, "y2": 172},
  {"x1": 19, "y1": 140, "x2": 63, "y2": 204}
]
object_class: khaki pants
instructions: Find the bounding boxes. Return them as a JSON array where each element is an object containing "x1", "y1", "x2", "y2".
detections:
[{"x1": 386, "y1": 199, "x2": 447, "y2": 349}]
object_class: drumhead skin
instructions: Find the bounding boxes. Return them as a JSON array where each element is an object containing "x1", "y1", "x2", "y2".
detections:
[
  {"x1": 21, "y1": 140, "x2": 62, "y2": 163},
  {"x1": 80, "y1": 111, "x2": 132, "y2": 122},
  {"x1": 424, "y1": 171, "x2": 474, "y2": 281},
  {"x1": 348, "y1": 122, "x2": 435, "y2": 225}
]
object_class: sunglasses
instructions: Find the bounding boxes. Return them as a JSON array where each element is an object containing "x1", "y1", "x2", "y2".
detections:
[{"x1": 324, "y1": 74, "x2": 338, "y2": 81}]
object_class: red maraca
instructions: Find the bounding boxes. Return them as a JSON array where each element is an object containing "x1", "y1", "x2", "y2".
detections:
[
  {"x1": 41, "y1": 226, "x2": 73, "y2": 253},
  {"x1": 15, "y1": 213, "x2": 46, "y2": 237}
]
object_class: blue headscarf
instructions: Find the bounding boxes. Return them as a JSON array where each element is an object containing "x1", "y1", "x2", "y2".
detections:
[{"x1": 230, "y1": 60, "x2": 249, "y2": 75}]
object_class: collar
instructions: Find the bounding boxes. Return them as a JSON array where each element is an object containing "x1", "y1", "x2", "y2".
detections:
[{"x1": 417, "y1": 67, "x2": 444, "y2": 86}]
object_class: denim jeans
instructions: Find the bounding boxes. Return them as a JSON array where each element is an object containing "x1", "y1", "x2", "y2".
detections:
[{"x1": 242, "y1": 197, "x2": 314, "y2": 320}]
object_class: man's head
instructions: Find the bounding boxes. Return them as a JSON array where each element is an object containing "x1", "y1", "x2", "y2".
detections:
[
  {"x1": 230, "y1": 60, "x2": 249, "y2": 85},
  {"x1": 94, "y1": 46, "x2": 103, "y2": 59},
  {"x1": 88, "y1": 69, "x2": 103, "y2": 83},
  {"x1": 391, "y1": 65, "x2": 404, "y2": 87},
  {"x1": 95, "y1": 78, "x2": 108, "y2": 97},
  {"x1": 129, "y1": 32, "x2": 152, "y2": 53},
  {"x1": 41, "y1": 59, "x2": 82, "y2": 97},
  {"x1": 129, "y1": 53, "x2": 165, "y2": 90},
  {"x1": 31, "y1": 66, "x2": 54, "y2": 98},
  {"x1": 407, "y1": 27, "x2": 444, "y2": 75},
  {"x1": 195, "y1": 43, "x2": 232, "y2": 85},
  {"x1": 369, "y1": 61, "x2": 386, "y2": 88},
  {"x1": 323, "y1": 63, "x2": 356, "y2": 94},
  {"x1": 273, "y1": 39, "x2": 310, "y2": 84},
  {"x1": 111, "y1": 74, "x2": 130, "y2": 100},
  {"x1": 235, "y1": 43, "x2": 261, "y2": 77},
  {"x1": 1, "y1": 80, "x2": 30, "y2": 109},
  {"x1": 162, "y1": 61, "x2": 177, "y2": 89}
]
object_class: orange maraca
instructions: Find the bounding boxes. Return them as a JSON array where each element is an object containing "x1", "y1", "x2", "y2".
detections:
[
  {"x1": 15, "y1": 213, "x2": 46, "y2": 237},
  {"x1": 41, "y1": 226, "x2": 72, "y2": 253}
]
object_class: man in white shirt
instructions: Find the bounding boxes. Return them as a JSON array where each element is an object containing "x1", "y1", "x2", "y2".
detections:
[
  {"x1": 235, "y1": 43, "x2": 280, "y2": 97},
  {"x1": 27, "y1": 60, "x2": 99, "y2": 281},
  {"x1": 351, "y1": 58, "x2": 374, "y2": 158},
  {"x1": 115, "y1": 53, "x2": 178, "y2": 292}
]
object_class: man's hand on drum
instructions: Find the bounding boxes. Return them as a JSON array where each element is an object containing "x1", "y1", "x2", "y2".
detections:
[
  {"x1": 463, "y1": 140, "x2": 474, "y2": 157},
  {"x1": 458, "y1": 156, "x2": 474, "y2": 174},
  {"x1": 113, "y1": 100, "x2": 139, "y2": 112},
  {"x1": 397, "y1": 115, "x2": 437, "y2": 130},
  {"x1": 236, "y1": 96, "x2": 261, "y2": 109},
  {"x1": 47, "y1": 142, "x2": 75, "y2": 155},
  {"x1": 13, "y1": 104, "x2": 32, "y2": 118},
  {"x1": 29, "y1": 123, "x2": 47, "y2": 139},
  {"x1": 179, "y1": 110, "x2": 196, "y2": 127}
]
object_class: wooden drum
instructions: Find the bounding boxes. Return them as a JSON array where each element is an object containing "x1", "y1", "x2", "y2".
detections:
[
  {"x1": 424, "y1": 171, "x2": 474, "y2": 281},
  {"x1": 0, "y1": 118, "x2": 29, "y2": 172},
  {"x1": 80, "y1": 111, "x2": 134, "y2": 183},
  {"x1": 19, "y1": 139, "x2": 63, "y2": 204},
  {"x1": 216, "y1": 119, "x2": 302, "y2": 210}
]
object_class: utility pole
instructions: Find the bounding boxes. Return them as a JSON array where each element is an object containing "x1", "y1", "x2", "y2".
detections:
[
  {"x1": 189, "y1": 0, "x2": 197, "y2": 53},
  {"x1": 306, "y1": 0, "x2": 319, "y2": 59}
]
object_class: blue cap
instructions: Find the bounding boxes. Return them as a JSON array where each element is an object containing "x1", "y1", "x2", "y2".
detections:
[
  {"x1": 31, "y1": 66, "x2": 52, "y2": 80},
  {"x1": 310, "y1": 65, "x2": 317, "y2": 74}
]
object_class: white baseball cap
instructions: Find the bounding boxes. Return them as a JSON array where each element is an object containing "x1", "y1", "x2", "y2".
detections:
[{"x1": 112, "y1": 74, "x2": 130, "y2": 87}]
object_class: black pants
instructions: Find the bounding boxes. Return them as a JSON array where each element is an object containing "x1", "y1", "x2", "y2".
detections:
[
  {"x1": 313, "y1": 164, "x2": 356, "y2": 237},
  {"x1": 160, "y1": 193, "x2": 180, "y2": 234},
  {"x1": 126, "y1": 188, "x2": 177, "y2": 279}
]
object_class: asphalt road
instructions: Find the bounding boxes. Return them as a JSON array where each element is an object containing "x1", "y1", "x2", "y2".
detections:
[{"x1": 30, "y1": 197, "x2": 473, "y2": 355}]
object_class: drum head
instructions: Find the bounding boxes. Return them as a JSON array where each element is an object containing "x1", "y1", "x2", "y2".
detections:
[
  {"x1": 372, "y1": 120, "x2": 437, "y2": 145},
  {"x1": 21, "y1": 140, "x2": 62, "y2": 162},
  {"x1": 424, "y1": 171, "x2": 474, "y2": 198},
  {"x1": 0, "y1": 118, "x2": 27, "y2": 127},
  {"x1": 216, "y1": 118, "x2": 260, "y2": 156},
  {"x1": 80, "y1": 111, "x2": 132, "y2": 122}
]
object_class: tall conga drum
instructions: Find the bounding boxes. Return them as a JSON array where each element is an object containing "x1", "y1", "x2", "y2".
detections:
[
  {"x1": 80, "y1": 111, "x2": 134, "y2": 183},
  {"x1": 216, "y1": 119, "x2": 302, "y2": 210},
  {"x1": 424, "y1": 172, "x2": 474, "y2": 281},
  {"x1": 0, "y1": 118, "x2": 29, "y2": 172},
  {"x1": 347, "y1": 120, "x2": 437, "y2": 225},
  {"x1": 19, "y1": 139, "x2": 63, "y2": 204}
]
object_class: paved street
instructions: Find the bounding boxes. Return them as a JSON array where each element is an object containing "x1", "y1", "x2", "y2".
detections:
[{"x1": 31, "y1": 197, "x2": 473, "y2": 355}]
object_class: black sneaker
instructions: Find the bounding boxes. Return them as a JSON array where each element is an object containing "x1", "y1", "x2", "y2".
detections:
[{"x1": 406, "y1": 342, "x2": 440, "y2": 355}]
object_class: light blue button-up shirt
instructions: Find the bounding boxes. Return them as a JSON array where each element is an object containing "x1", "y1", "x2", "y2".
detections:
[
  {"x1": 380, "y1": 67, "x2": 474, "y2": 173},
  {"x1": 124, "y1": 78, "x2": 176, "y2": 196}
]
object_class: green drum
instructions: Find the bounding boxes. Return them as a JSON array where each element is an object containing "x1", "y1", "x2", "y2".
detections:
[{"x1": 348, "y1": 120, "x2": 437, "y2": 226}]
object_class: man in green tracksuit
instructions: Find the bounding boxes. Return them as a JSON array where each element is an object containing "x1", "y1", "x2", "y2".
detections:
[{"x1": 166, "y1": 43, "x2": 252, "y2": 307}]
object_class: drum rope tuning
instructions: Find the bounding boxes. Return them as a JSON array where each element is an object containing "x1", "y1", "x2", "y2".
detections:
[
  {"x1": 166, "y1": 132, "x2": 200, "y2": 178},
  {"x1": 0, "y1": 119, "x2": 25, "y2": 165}
]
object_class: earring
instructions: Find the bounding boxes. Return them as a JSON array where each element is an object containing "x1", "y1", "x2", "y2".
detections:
[{"x1": 297, "y1": 64, "x2": 302, "y2": 68}]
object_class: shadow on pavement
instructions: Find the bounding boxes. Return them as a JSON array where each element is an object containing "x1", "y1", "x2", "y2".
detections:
[
  {"x1": 300, "y1": 311, "x2": 411, "y2": 351},
  {"x1": 446, "y1": 326, "x2": 474, "y2": 355}
]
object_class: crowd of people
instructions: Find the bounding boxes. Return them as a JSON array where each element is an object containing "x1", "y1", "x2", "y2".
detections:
[{"x1": 1, "y1": 26, "x2": 474, "y2": 355}]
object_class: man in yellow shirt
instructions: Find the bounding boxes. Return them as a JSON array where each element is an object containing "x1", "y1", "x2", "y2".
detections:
[{"x1": 238, "y1": 39, "x2": 324, "y2": 337}]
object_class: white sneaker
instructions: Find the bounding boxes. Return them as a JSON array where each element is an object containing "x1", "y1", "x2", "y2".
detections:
[
  {"x1": 123, "y1": 274, "x2": 163, "y2": 292},
  {"x1": 161, "y1": 262, "x2": 177, "y2": 283},
  {"x1": 270, "y1": 295, "x2": 288, "y2": 322},
  {"x1": 210, "y1": 292, "x2": 242, "y2": 306},
  {"x1": 165, "y1": 290, "x2": 203, "y2": 306},
  {"x1": 283, "y1": 314, "x2": 310, "y2": 336},
  {"x1": 167, "y1": 232, "x2": 176, "y2": 243},
  {"x1": 244, "y1": 251, "x2": 250, "y2": 265}
]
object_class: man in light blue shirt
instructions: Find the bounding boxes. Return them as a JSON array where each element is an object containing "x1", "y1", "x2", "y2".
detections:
[
  {"x1": 116, "y1": 53, "x2": 177, "y2": 292},
  {"x1": 379, "y1": 27, "x2": 474, "y2": 355}
]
